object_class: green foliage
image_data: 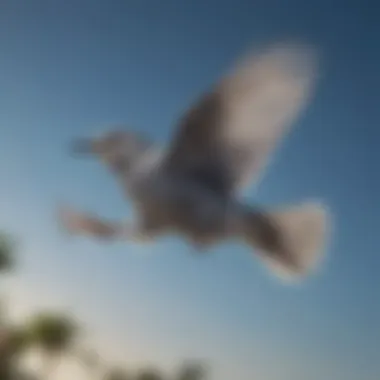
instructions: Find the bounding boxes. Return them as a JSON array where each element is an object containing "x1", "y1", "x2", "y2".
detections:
[
  {"x1": 0, "y1": 232, "x2": 16, "y2": 272},
  {"x1": 135, "y1": 368, "x2": 164, "y2": 380},
  {"x1": 26, "y1": 311, "x2": 78, "y2": 354},
  {"x1": 0, "y1": 230, "x2": 211, "y2": 379},
  {"x1": 5, "y1": 325, "x2": 31, "y2": 356},
  {"x1": 0, "y1": 325, "x2": 31, "y2": 380},
  {"x1": 177, "y1": 362, "x2": 207, "y2": 380}
]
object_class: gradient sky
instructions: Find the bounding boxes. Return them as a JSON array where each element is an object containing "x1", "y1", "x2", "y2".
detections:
[{"x1": 0, "y1": 1, "x2": 379, "y2": 379}]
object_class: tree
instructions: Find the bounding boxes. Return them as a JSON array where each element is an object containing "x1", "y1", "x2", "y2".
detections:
[
  {"x1": 135, "y1": 368, "x2": 164, "y2": 380},
  {"x1": 176, "y1": 362, "x2": 207, "y2": 380},
  {"x1": 0, "y1": 325, "x2": 31, "y2": 380},
  {"x1": 0, "y1": 232, "x2": 17, "y2": 328},
  {"x1": 0, "y1": 231, "x2": 16, "y2": 273},
  {"x1": 26, "y1": 311, "x2": 79, "y2": 379}
]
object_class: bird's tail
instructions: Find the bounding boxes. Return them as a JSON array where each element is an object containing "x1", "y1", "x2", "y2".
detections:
[{"x1": 242, "y1": 201, "x2": 330, "y2": 281}]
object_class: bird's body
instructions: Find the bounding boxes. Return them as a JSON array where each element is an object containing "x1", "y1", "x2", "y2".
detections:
[
  {"x1": 59, "y1": 41, "x2": 331, "y2": 281},
  {"x1": 88, "y1": 145, "x2": 244, "y2": 248}
]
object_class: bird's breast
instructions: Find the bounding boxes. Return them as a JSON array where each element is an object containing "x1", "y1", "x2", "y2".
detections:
[{"x1": 126, "y1": 171, "x2": 238, "y2": 244}]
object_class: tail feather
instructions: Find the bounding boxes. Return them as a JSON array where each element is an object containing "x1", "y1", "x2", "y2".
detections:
[{"x1": 243, "y1": 201, "x2": 331, "y2": 281}]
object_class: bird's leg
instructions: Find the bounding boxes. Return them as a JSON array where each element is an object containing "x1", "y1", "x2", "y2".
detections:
[{"x1": 57, "y1": 205, "x2": 150, "y2": 243}]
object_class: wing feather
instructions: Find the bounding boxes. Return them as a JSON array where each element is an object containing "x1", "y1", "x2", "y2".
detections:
[{"x1": 163, "y1": 42, "x2": 318, "y2": 195}]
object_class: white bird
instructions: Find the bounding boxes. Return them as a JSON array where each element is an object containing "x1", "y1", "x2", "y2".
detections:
[{"x1": 58, "y1": 42, "x2": 331, "y2": 281}]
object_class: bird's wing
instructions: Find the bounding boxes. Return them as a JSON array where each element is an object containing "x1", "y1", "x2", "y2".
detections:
[{"x1": 163, "y1": 42, "x2": 318, "y2": 195}]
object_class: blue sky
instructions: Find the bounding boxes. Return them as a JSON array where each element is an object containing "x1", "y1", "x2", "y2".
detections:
[{"x1": 0, "y1": 0, "x2": 379, "y2": 379}]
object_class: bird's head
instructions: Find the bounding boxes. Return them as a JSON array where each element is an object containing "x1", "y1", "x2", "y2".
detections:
[{"x1": 70, "y1": 130, "x2": 142, "y2": 173}]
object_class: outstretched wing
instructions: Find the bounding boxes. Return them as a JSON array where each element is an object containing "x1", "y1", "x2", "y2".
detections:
[{"x1": 163, "y1": 42, "x2": 318, "y2": 196}]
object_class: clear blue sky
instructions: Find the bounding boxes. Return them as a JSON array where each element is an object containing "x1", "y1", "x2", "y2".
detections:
[{"x1": 0, "y1": 1, "x2": 379, "y2": 379}]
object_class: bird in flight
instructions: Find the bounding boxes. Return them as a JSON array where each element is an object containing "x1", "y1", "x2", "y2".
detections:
[{"x1": 58, "y1": 41, "x2": 331, "y2": 281}]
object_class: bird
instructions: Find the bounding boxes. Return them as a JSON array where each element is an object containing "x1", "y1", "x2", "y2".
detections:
[{"x1": 58, "y1": 41, "x2": 331, "y2": 281}]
